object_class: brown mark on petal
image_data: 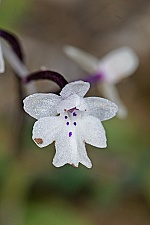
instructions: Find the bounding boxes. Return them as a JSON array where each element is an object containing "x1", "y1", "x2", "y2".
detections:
[
  {"x1": 64, "y1": 109, "x2": 67, "y2": 112},
  {"x1": 71, "y1": 164, "x2": 78, "y2": 168},
  {"x1": 34, "y1": 138, "x2": 43, "y2": 144}
]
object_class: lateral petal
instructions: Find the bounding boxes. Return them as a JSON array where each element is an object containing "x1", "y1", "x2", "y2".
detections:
[
  {"x1": 23, "y1": 93, "x2": 61, "y2": 119},
  {"x1": 85, "y1": 96, "x2": 118, "y2": 121}
]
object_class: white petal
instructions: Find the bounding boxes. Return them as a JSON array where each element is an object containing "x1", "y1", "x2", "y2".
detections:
[
  {"x1": 79, "y1": 116, "x2": 107, "y2": 148},
  {"x1": 0, "y1": 42, "x2": 4, "y2": 73},
  {"x1": 23, "y1": 93, "x2": 61, "y2": 119},
  {"x1": 32, "y1": 117, "x2": 61, "y2": 147},
  {"x1": 53, "y1": 140, "x2": 92, "y2": 168},
  {"x1": 101, "y1": 82, "x2": 127, "y2": 119},
  {"x1": 60, "y1": 80, "x2": 90, "y2": 98},
  {"x1": 77, "y1": 139, "x2": 92, "y2": 168},
  {"x1": 85, "y1": 96, "x2": 118, "y2": 121},
  {"x1": 63, "y1": 45, "x2": 99, "y2": 73},
  {"x1": 57, "y1": 94, "x2": 88, "y2": 113},
  {"x1": 53, "y1": 121, "x2": 92, "y2": 168},
  {"x1": 98, "y1": 47, "x2": 139, "y2": 84}
]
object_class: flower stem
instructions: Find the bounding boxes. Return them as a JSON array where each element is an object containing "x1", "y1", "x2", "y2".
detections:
[
  {"x1": 0, "y1": 29, "x2": 24, "y2": 61},
  {"x1": 23, "y1": 70, "x2": 68, "y2": 89}
]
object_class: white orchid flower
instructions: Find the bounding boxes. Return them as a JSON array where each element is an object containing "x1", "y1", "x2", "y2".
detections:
[
  {"x1": 23, "y1": 81, "x2": 118, "y2": 168},
  {"x1": 63, "y1": 46, "x2": 139, "y2": 119},
  {"x1": 0, "y1": 41, "x2": 4, "y2": 73}
]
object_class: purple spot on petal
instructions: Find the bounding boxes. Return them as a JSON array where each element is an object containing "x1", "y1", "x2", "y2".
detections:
[
  {"x1": 73, "y1": 122, "x2": 77, "y2": 126},
  {"x1": 73, "y1": 112, "x2": 77, "y2": 116},
  {"x1": 66, "y1": 122, "x2": 69, "y2": 125},
  {"x1": 65, "y1": 116, "x2": 68, "y2": 119},
  {"x1": 69, "y1": 132, "x2": 72, "y2": 137}
]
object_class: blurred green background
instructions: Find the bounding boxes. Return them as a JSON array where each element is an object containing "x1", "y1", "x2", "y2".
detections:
[{"x1": 0, "y1": 0, "x2": 150, "y2": 225}]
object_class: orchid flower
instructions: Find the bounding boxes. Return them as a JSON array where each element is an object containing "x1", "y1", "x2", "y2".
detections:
[
  {"x1": 0, "y1": 41, "x2": 4, "y2": 73},
  {"x1": 63, "y1": 46, "x2": 139, "y2": 119},
  {"x1": 23, "y1": 80, "x2": 118, "y2": 168}
]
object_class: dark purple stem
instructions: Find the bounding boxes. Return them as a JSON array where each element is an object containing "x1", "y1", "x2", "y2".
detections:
[
  {"x1": 0, "y1": 29, "x2": 24, "y2": 62},
  {"x1": 23, "y1": 70, "x2": 68, "y2": 89}
]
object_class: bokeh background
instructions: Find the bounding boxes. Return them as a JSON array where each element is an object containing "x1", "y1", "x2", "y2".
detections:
[{"x1": 0, "y1": 0, "x2": 150, "y2": 225}]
